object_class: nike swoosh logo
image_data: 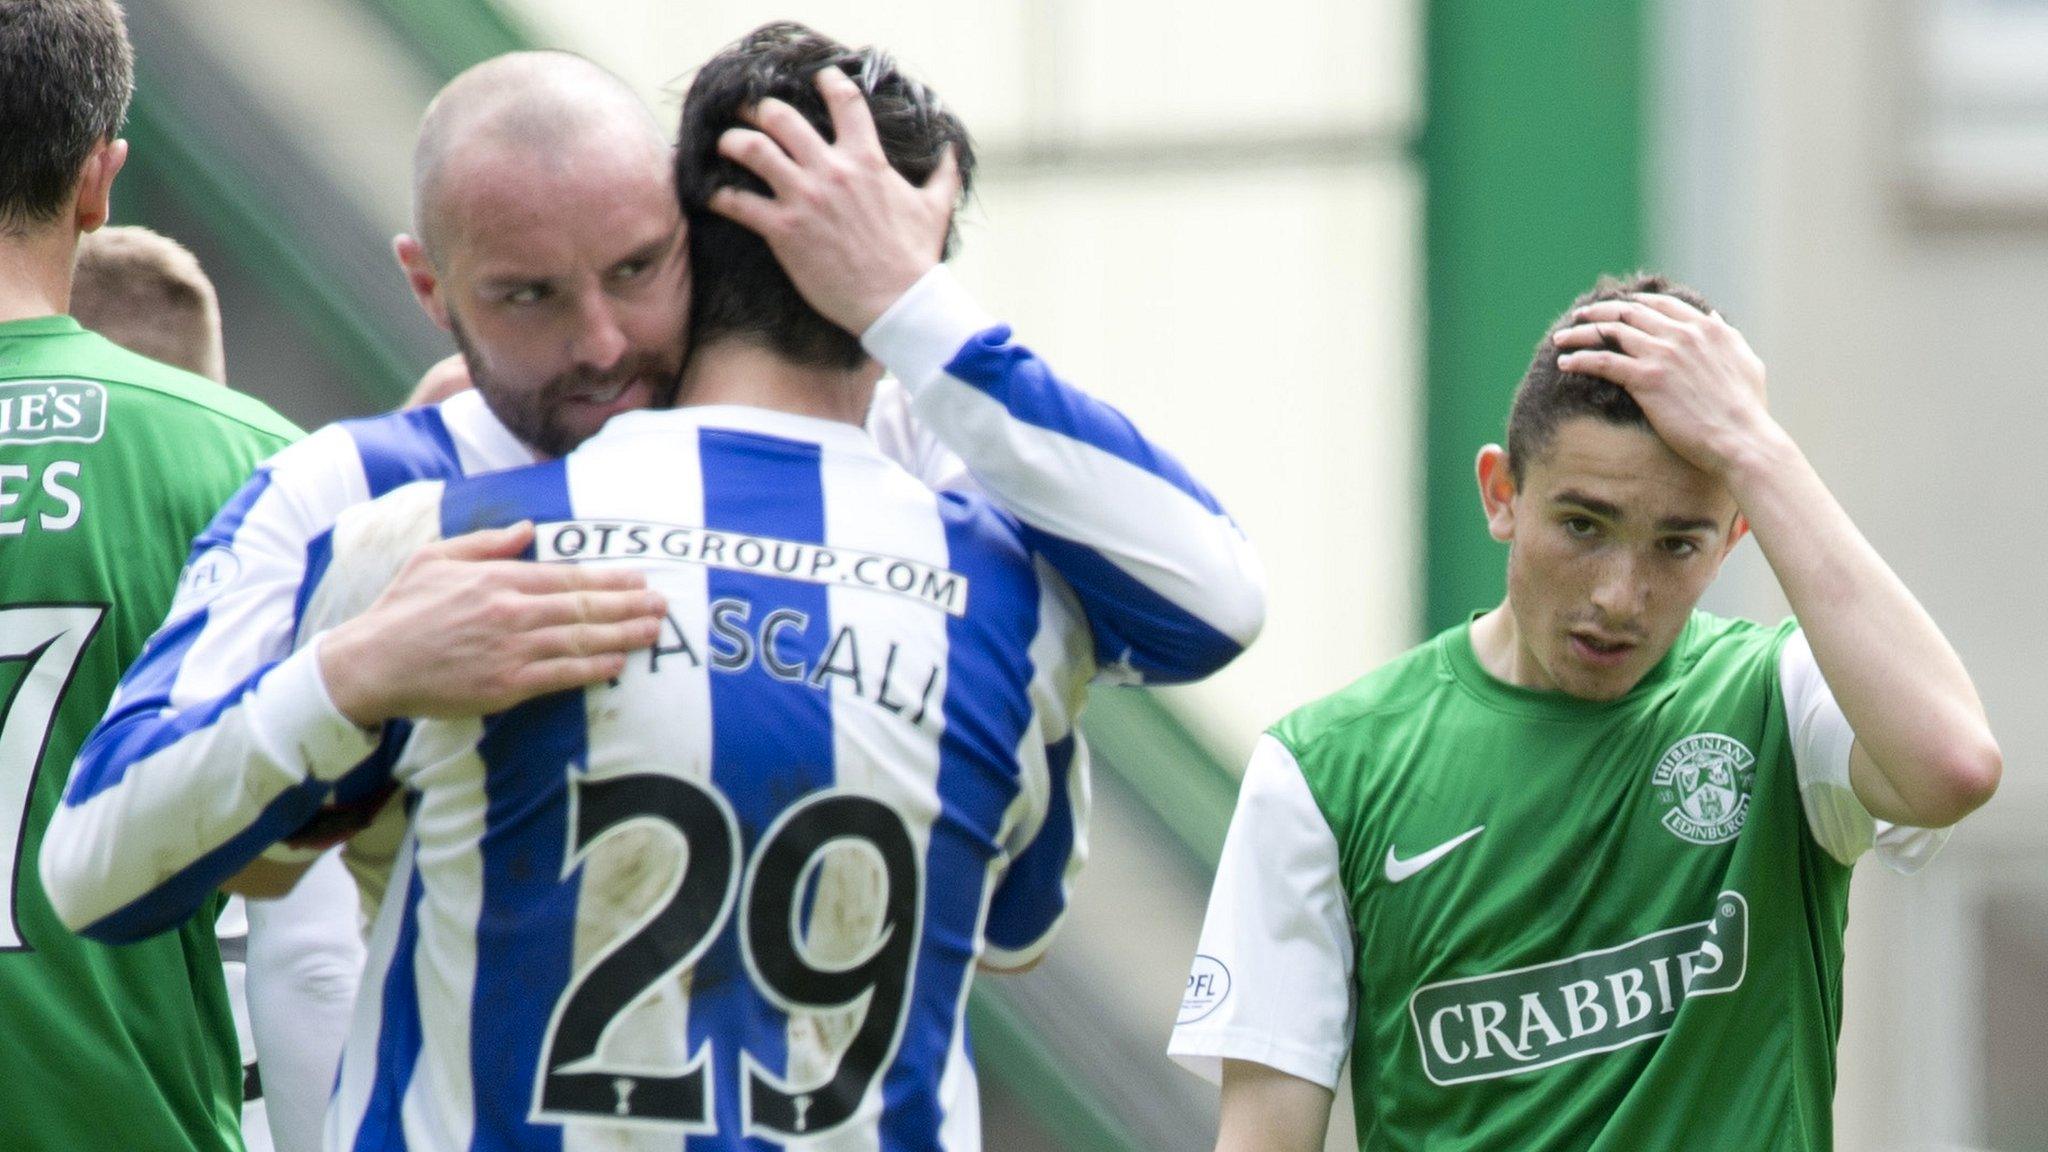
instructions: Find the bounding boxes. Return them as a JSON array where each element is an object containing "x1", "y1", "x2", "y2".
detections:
[{"x1": 1383, "y1": 825, "x2": 1485, "y2": 884}]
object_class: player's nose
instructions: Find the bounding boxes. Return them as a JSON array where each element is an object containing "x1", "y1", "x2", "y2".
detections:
[
  {"x1": 566, "y1": 292, "x2": 629, "y2": 371},
  {"x1": 1588, "y1": 553, "x2": 1649, "y2": 619}
]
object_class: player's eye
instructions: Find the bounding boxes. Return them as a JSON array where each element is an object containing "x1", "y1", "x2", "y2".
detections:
[
  {"x1": 1660, "y1": 536, "x2": 1701, "y2": 558},
  {"x1": 1562, "y1": 516, "x2": 1599, "y2": 539},
  {"x1": 609, "y1": 258, "x2": 653, "y2": 282},
  {"x1": 504, "y1": 284, "x2": 550, "y2": 306}
]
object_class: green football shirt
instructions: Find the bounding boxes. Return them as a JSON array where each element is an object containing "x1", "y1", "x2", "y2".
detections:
[
  {"x1": 1170, "y1": 612, "x2": 1943, "y2": 1151},
  {"x1": 0, "y1": 314, "x2": 299, "y2": 1151}
]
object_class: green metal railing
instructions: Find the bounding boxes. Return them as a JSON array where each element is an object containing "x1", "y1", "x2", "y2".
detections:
[{"x1": 1082, "y1": 689, "x2": 1240, "y2": 872}]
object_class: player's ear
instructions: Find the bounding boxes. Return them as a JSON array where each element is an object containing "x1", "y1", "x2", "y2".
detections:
[
  {"x1": 73, "y1": 138, "x2": 127, "y2": 234},
  {"x1": 393, "y1": 234, "x2": 450, "y2": 330},
  {"x1": 1477, "y1": 444, "x2": 1518, "y2": 542},
  {"x1": 1722, "y1": 513, "x2": 1750, "y2": 557}
]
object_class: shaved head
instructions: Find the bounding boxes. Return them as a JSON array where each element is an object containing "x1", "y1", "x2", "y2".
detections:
[
  {"x1": 393, "y1": 50, "x2": 688, "y2": 459},
  {"x1": 412, "y1": 51, "x2": 666, "y2": 261}
]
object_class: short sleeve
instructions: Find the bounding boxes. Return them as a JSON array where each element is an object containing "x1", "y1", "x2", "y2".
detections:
[
  {"x1": 1168, "y1": 735, "x2": 1354, "y2": 1090},
  {"x1": 1780, "y1": 629, "x2": 1950, "y2": 873}
]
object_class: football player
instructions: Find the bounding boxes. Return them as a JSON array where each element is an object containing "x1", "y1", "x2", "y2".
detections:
[
  {"x1": 0, "y1": 5, "x2": 298, "y2": 1149},
  {"x1": 1170, "y1": 274, "x2": 1999, "y2": 1150}
]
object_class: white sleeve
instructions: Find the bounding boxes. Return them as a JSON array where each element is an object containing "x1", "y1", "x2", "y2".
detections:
[
  {"x1": 39, "y1": 475, "x2": 441, "y2": 941},
  {"x1": 1168, "y1": 736, "x2": 1354, "y2": 1090},
  {"x1": 244, "y1": 850, "x2": 365, "y2": 1152},
  {"x1": 214, "y1": 897, "x2": 271, "y2": 1152},
  {"x1": 862, "y1": 266, "x2": 1266, "y2": 685},
  {"x1": 1781, "y1": 629, "x2": 1950, "y2": 874},
  {"x1": 864, "y1": 374, "x2": 974, "y2": 494}
]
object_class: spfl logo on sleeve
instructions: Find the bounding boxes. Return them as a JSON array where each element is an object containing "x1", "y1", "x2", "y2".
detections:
[
  {"x1": 1651, "y1": 733, "x2": 1755, "y2": 845},
  {"x1": 1179, "y1": 956, "x2": 1232, "y2": 1025}
]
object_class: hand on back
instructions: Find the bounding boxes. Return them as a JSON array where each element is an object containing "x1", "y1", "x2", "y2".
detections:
[{"x1": 318, "y1": 521, "x2": 666, "y2": 727}]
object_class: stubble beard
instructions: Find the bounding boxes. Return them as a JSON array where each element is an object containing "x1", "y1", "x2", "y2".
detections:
[{"x1": 447, "y1": 311, "x2": 682, "y2": 458}]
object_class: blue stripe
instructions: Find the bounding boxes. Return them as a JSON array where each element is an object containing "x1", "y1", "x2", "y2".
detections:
[
  {"x1": 690, "y1": 427, "x2": 837, "y2": 1152},
  {"x1": 346, "y1": 406, "x2": 463, "y2": 498},
  {"x1": 880, "y1": 495, "x2": 1041, "y2": 1147},
  {"x1": 104, "y1": 606, "x2": 213, "y2": 732},
  {"x1": 292, "y1": 528, "x2": 336, "y2": 641},
  {"x1": 333, "y1": 722, "x2": 408, "y2": 807},
  {"x1": 982, "y1": 733, "x2": 1076, "y2": 954},
  {"x1": 1018, "y1": 526, "x2": 1245, "y2": 684},
  {"x1": 74, "y1": 732, "x2": 404, "y2": 943},
  {"x1": 191, "y1": 465, "x2": 277, "y2": 554},
  {"x1": 69, "y1": 658, "x2": 273, "y2": 805},
  {"x1": 81, "y1": 774, "x2": 330, "y2": 943},
  {"x1": 943, "y1": 328, "x2": 1225, "y2": 515},
  {"x1": 469, "y1": 699, "x2": 581, "y2": 1152},
  {"x1": 440, "y1": 458, "x2": 570, "y2": 546},
  {"x1": 353, "y1": 849, "x2": 428, "y2": 1152},
  {"x1": 457, "y1": 459, "x2": 578, "y2": 1152},
  {"x1": 79, "y1": 466, "x2": 282, "y2": 797}
]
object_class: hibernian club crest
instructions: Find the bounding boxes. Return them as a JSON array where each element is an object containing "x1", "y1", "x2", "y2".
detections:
[{"x1": 1652, "y1": 734, "x2": 1756, "y2": 845}]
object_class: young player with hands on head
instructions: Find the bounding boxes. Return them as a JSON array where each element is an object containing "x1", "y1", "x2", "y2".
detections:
[{"x1": 1170, "y1": 275, "x2": 1998, "y2": 1151}]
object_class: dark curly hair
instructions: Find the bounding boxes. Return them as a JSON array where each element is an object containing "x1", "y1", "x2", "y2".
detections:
[
  {"x1": 1504, "y1": 272, "x2": 1719, "y2": 481},
  {"x1": 674, "y1": 21, "x2": 976, "y2": 369}
]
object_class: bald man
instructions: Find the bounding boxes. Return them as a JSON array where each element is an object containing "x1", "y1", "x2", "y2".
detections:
[
  {"x1": 47, "y1": 52, "x2": 685, "y2": 1152},
  {"x1": 54, "y1": 44, "x2": 974, "y2": 931},
  {"x1": 63, "y1": 53, "x2": 681, "y2": 881},
  {"x1": 390, "y1": 51, "x2": 687, "y2": 456}
]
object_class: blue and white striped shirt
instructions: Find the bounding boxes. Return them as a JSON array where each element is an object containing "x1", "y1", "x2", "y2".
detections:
[
  {"x1": 305, "y1": 400, "x2": 1094, "y2": 1150},
  {"x1": 41, "y1": 266, "x2": 1267, "y2": 1147}
]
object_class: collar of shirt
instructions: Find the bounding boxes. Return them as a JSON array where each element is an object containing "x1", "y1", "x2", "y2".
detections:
[{"x1": 597, "y1": 404, "x2": 883, "y2": 458}]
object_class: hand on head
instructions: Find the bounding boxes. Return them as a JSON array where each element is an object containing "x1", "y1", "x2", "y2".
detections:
[
  {"x1": 1552, "y1": 293, "x2": 1777, "y2": 479},
  {"x1": 707, "y1": 66, "x2": 964, "y2": 336}
]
